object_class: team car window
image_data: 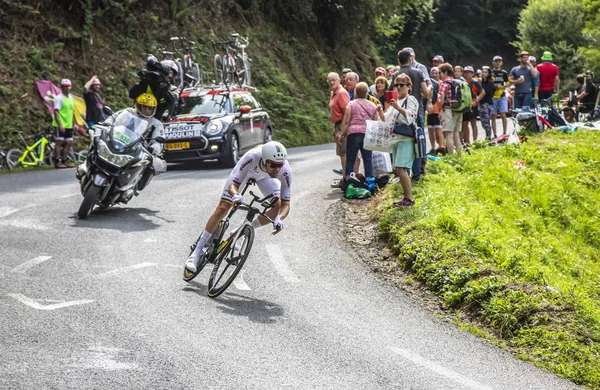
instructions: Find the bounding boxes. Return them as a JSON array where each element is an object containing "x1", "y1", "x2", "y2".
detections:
[
  {"x1": 178, "y1": 94, "x2": 230, "y2": 115},
  {"x1": 232, "y1": 93, "x2": 256, "y2": 110}
]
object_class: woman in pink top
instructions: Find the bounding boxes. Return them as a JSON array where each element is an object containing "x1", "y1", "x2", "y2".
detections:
[{"x1": 337, "y1": 82, "x2": 384, "y2": 178}]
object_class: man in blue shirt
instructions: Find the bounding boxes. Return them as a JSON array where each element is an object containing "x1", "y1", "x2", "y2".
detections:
[{"x1": 509, "y1": 51, "x2": 539, "y2": 109}]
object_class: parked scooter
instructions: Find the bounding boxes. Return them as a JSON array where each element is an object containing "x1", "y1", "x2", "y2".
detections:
[{"x1": 76, "y1": 107, "x2": 164, "y2": 219}]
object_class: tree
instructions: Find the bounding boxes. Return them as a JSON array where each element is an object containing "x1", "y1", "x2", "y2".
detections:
[
  {"x1": 514, "y1": 0, "x2": 588, "y2": 92},
  {"x1": 582, "y1": 0, "x2": 600, "y2": 76}
]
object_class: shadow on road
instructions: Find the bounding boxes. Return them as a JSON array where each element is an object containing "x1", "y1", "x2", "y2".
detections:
[
  {"x1": 183, "y1": 287, "x2": 284, "y2": 324},
  {"x1": 70, "y1": 207, "x2": 174, "y2": 232}
]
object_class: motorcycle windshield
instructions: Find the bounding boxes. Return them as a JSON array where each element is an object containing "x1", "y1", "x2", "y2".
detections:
[{"x1": 108, "y1": 111, "x2": 148, "y2": 152}]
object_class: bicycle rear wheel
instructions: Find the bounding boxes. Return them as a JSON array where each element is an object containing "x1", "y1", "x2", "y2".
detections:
[
  {"x1": 207, "y1": 224, "x2": 254, "y2": 298},
  {"x1": 192, "y1": 62, "x2": 202, "y2": 87},
  {"x1": 213, "y1": 54, "x2": 224, "y2": 85},
  {"x1": 183, "y1": 221, "x2": 226, "y2": 282}
]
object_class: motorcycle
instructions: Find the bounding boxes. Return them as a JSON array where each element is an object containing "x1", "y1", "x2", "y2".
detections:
[{"x1": 76, "y1": 108, "x2": 160, "y2": 219}]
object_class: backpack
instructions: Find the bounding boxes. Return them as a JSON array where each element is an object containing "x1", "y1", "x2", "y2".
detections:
[{"x1": 445, "y1": 80, "x2": 471, "y2": 113}]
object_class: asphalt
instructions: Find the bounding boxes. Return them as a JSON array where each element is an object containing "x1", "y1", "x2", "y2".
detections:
[{"x1": 0, "y1": 142, "x2": 580, "y2": 389}]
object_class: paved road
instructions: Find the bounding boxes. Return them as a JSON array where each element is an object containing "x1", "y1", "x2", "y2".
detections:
[{"x1": 0, "y1": 144, "x2": 579, "y2": 389}]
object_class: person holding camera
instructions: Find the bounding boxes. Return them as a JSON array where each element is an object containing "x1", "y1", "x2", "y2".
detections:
[
  {"x1": 129, "y1": 55, "x2": 178, "y2": 121},
  {"x1": 576, "y1": 71, "x2": 597, "y2": 113}
]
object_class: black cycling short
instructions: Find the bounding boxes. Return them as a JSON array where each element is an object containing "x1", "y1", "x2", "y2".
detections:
[
  {"x1": 462, "y1": 110, "x2": 477, "y2": 121},
  {"x1": 54, "y1": 127, "x2": 73, "y2": 140},
  {"x1": 427, "y1": 114, "x2": 440, "y2": 127}
]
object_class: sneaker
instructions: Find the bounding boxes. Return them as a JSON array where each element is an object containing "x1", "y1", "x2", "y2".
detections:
[
  {"x1": 332, "y1": 168, "x2": 343, "y2": 175},
  {"x1": 56, "y1": 162, "x2": 68, "y2": 169},
  {"x1": 185, "y1": 255, "x2": 200, "y2": 273},
  {"x1": 393, "y1": 198, "x2": 415, "y2": 207},
  {"x1": 64, "y1": 162, "x2": 74, "y2": 168}
]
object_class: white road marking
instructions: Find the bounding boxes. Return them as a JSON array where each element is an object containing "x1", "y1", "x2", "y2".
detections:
[
  {"x1": 97, "y1": 262, "x2": 156, "y2": 278},
  {"x1": 389, "y1": 347, "x2": 493, "y2": 390},
  {"x1": 0, "y1": 204, "x2": 37, "y2": 218},
  {"x1": 7, "y1": 293, "x2": 95, "y2": 311},
  {"x1": 233, "y1": 270, "x2": 251, "y2": 290},
  {"x1": 265, "y1": 244, "x2": 300, "y2": 283},
  {"x1": 59, "y1": 193, "x2": 80, "y2": 198},
  {"x1": 0, "y1": 219, "x2": 49, "y2": 231},
  {"x1": 11, "y1": 255, "x2": 53, "y2": 274}
]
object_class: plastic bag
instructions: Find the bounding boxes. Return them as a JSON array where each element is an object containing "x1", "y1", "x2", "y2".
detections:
[
  {"x1": 371, "y1": 151, "x2": 393, "y2": 175},
  {"x1": 364, "y1": 119, "x2": 398, "y2": 153}
]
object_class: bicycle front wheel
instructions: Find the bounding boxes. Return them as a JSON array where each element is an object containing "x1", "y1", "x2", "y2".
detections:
[
  {"x1": 6, "y1": 149, "x2": 23, "y2": 168},
  {"x1": 207, "y1": 224, "x2": 254, "y2": 298}
]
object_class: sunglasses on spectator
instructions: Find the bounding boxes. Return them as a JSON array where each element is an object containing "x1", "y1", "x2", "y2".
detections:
[
  {"x1": 266, "y1": 160, "x2": 284, "y2": 169},
  {"x1": 395, "y1": 83, "x2": 408, "y2": 87}
]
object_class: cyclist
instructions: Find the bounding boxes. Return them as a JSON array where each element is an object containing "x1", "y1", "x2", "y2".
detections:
[
  {"x1": 53, "y1": 79, "x2": 76, "y2": 169},
  {"x1": 185, "y1": 141, "x2": 291, "y2": 272}
]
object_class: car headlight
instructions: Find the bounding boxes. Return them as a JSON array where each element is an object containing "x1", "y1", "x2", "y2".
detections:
[
  {"x1": 205, "y1": 120, "x2": 223, "y2": 135},
  {"x1": 97, "y1": 139, "x2": 134, "y2": 167}
]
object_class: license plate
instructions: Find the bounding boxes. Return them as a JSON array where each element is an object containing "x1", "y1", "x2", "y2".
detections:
[{"x1": 164, "y1": 142, "x2": 190, "y2": 150}]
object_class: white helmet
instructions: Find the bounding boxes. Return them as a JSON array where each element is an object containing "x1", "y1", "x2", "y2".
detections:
[
  {"x1": 262, "y1": 141, "x2": 287, "y2": 164},
  {"x1": 161, "y1": 60, "x2": 178, "y2": 75}
]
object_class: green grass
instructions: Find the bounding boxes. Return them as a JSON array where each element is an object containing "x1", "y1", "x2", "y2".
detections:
[{"x1": 374, "y1": 129, "x2": 600, "y2": 389}]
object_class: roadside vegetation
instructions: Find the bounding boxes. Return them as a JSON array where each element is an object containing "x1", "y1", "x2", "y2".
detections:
[{"x1": 372, "y1": 129, "x2": 600, "y2": 389}]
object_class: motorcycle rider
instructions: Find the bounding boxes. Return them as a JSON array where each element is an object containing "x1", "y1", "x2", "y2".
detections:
[
  {"x1": 185, "y1": 141, "x2": 292, "y2": 273},
  {"x1": 77, "y1": 90, "x2": 167, "y2": 188}
]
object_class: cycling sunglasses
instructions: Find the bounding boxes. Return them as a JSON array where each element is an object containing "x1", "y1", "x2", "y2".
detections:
[{"x1": 266, "y1": 160, "x2": 284, "y2": 169}]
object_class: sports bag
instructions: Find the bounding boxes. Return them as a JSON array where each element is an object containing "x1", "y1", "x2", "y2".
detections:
[{"x1": 445, "y1": 79, "x2": 472, "y2": 113}]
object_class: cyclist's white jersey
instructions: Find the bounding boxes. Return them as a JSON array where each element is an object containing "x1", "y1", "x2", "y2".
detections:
[{"x1": 221, "y1": 147, "x2": 292, "y2": 203}]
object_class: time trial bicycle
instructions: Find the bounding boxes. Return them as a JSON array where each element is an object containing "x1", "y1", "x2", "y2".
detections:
[{"x1": 183, "y1": 179, "x2": 277, "y2": 298}]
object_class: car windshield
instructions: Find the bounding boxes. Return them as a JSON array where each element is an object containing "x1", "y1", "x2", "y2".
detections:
[{"x1": 178, "y1": 94, "x2": 229, "y2": 115}]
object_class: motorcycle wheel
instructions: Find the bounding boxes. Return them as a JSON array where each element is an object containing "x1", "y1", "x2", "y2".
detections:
[{"x1": 78, "y1": 183, "x2": 102, "y2": 219}]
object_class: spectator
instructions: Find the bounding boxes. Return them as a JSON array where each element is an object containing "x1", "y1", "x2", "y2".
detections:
[
  {"x1": 390, "y1": 49, "x2": 430, "y2": 182},
  {"x1": 536, "y1": 51, "x2": 560, "y2": 103},
  {"x1": 346, "y1": 72, "x2": 359, "y2": 100},
  {"x1": 432, "y1": 55, "x2": 444, "y2": 70},
  {"x1": 462, "y1": 66, "x2": 484, "y2": 144},
  {"x1": 576, "y1": 71, "x2": 598, "y2": 113},
  {"x1": 479, "y1": 66, "x2": 496, "y2": 139},
  {"x1": 341, "y1": 68, "x2": 352, "y2": 88},
  {"x1": 83, "y1": 75, "x2": 106, "y2": 128},
  {"x1": 388, "y1": 73, "x2": 419, "y2": 207},
  {"x1": 52, "y1": 79, "x2": 76, "y2": 168},
  {"x1": 327, "y1": 72, "x2": 351, "y2": 176},
  {"x1": 438, "y1": 63, "x2": 462, "y2": 156},
  {"x1": 427, "y1": 67, "x2": 444, "y2": 153},
  {"x1": 403, "y1": 47, "x2": 431, "y2": 87},
  {"x1": 509, "y1": 51, "x2": 538, "y2": 109},
  {"x1": 372, "y1": 76, "x2": 389, "y2": 108},
  {"x1": 491, "y1": 55, "x2": 510, "y2": 135},
  {"x1": 454, "y1": 65, "x2": 465, "y2": 81},
  {"x1": 369, "y1": 67, "x2": 387, "y2": 95},
  {"x1": 529, "y1": 56, "x2": 540, "y2": 102},
  {"x1": 337, "y1": 82, "x2": 383, "y2": 181},
  {"x1": 386, "y1": 65, "x2": 395, "y2": 80}
]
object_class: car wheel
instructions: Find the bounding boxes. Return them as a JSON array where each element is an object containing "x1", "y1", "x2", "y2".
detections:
[
  {"x1": 263, "y1": 127, "x2": 272, "y2": 143},
  {"x1": 220, "y1": 132, "x2": 239, "y2": 168}
]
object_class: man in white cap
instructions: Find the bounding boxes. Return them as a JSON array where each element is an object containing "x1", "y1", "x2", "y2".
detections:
[{"x1": 52, "y1": 79, "x2": 76, "y2": 168}]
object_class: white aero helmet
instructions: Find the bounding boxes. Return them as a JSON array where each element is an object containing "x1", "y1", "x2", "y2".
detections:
[{"x1": 262, "y1": 141, "x2": 287, "y2": 164}]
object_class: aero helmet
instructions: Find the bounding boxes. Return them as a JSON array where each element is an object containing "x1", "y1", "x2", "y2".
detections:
[
  {"x1": 135, "y1": 89, "x2": 157, "y2": 118},
  {"x1": 262, "y1": 141, "x2": 287, "y2": 164},
  {"x1": 161, "y1": 60, "x2": 178, "y2": 75}
]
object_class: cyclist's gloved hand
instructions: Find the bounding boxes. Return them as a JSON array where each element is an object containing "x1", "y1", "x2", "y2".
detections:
[
  {"x1": 273, "y1": 215, "x2": 284, "y2": 233},
  {"x1": 232, "y1": 193, "x2": 244, "y2": 205}
]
